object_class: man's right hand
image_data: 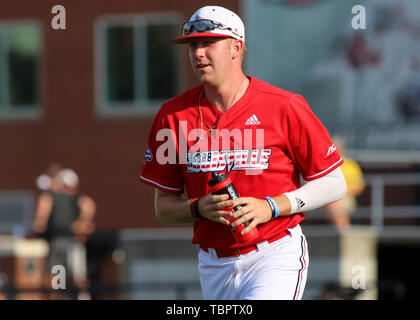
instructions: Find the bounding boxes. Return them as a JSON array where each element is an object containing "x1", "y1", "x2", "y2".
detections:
[
  {"x1": 154, "y1": 189, "x2": 232, "y2": 225},
  {"x1": 197, "y1": 193, "x2": 233, "y2": 225}
]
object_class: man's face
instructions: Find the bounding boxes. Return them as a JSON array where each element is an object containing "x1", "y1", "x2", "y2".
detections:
[{"x1": 188, "y1": 37, "x2": 235, "y2": 86}]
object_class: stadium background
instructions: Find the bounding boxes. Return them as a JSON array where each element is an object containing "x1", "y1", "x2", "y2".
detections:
[{"x1": 0, "y1": 0, "x2": 419, "y2": 299}]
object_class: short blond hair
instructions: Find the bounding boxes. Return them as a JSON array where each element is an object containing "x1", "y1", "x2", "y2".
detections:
[{"x1": 241, "y1": 43, "x2": 247, "y2": 62}]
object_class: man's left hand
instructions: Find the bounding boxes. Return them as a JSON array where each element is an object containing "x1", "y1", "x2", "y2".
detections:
[{"x1": 228, "y1": 197, "x2": 272, "y2": 235}]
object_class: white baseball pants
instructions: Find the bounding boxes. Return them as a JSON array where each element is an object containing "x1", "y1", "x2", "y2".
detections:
[{"x1": 198, "y1": 224, "x2": 309, "y2": 300}]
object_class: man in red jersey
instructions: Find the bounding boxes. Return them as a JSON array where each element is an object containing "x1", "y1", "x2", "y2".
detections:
[{"x1": 139, "y1": 6, "x2": 347, "y2": 299}]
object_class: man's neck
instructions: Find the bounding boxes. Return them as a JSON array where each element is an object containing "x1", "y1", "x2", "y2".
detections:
[{"x1": 204, "y1": 73, "x2": 249, "y2": 112}]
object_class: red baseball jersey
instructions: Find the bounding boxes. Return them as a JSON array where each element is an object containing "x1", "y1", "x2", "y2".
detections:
[{"x1": 140, "y1": 76, "x2": 343, "y2": 249}]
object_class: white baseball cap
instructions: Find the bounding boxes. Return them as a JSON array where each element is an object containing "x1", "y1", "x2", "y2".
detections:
[
  {"x1": 173, "y1": 6, "x2": 245, "y2": 44},
  {"x1": 57, "y1": 168, "x2": 79, "y2": 188}
]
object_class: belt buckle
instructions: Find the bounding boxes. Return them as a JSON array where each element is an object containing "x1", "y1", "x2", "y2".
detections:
[{"x1": 236, "y1": 245, "x2": 254, "y2": 256}]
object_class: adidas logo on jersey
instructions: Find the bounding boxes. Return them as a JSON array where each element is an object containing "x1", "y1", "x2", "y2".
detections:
[{"x1": 245, "y1": 114, "x2": 261, "y2": 125}]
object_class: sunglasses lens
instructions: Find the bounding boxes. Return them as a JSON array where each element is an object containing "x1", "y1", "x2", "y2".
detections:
[
  {"x1": 182, "y1": 22, "x2": 193, "y2": 35},
  {"x1": 194, "y1": 20, "x2": 214, "y2": 32},
  {"x1": 182, "y1": 20, "x2": 216, "y2": 36}
]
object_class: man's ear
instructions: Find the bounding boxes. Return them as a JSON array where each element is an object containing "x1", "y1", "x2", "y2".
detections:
[{"x1": 231, "y1": 39, "x2": 244, "y2": 61}]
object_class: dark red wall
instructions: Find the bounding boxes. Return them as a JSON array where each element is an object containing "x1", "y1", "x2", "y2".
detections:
[{"x1": 0, "y1": 0, "x2": 239, "y2": 229}]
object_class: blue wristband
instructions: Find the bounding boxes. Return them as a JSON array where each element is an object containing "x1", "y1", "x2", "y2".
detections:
[{"x1": 265, "y1": 196, "x2": 279, "y2": 219}]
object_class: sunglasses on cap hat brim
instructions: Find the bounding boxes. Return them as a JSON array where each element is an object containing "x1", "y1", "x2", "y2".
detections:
[{"x1": 173, "y1": 19, "x2": 243, "y2": 44}]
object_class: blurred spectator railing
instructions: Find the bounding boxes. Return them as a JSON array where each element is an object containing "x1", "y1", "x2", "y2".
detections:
[
  {"x1": 359, "y1": 173, "x2": 420, "y2": 230},
  {"x1": 311, "y1": 172, "x2": 420, "y2": 230}
]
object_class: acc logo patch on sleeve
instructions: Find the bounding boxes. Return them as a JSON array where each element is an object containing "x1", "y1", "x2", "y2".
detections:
[
  {"x1": 144, "y1": 146, "x2": 153, "y2": 163},
  {"x1": 325, "y1": 144, "x2": 337, "y2": 158}
]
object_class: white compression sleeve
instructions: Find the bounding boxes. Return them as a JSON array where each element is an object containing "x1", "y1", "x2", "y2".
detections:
[{"x1": 283, "y1": 167, "x2": 347, "y2": 214}]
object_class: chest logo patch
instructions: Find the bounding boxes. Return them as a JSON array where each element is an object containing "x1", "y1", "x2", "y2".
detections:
[{"x1": 186, "y1": 149, "x2": 272, "y2": 173}]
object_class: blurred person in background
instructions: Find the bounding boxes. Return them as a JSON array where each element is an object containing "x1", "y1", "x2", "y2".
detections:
[
  {"x1": 35, "y1": 162, "x2": 63, "y2": 193},
  {"x1": 325, "y1": 137, "x2": 366, "y2": 232},
  {"x1": 32, "y1": 168, "x2": 96, "y2": 299}
]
